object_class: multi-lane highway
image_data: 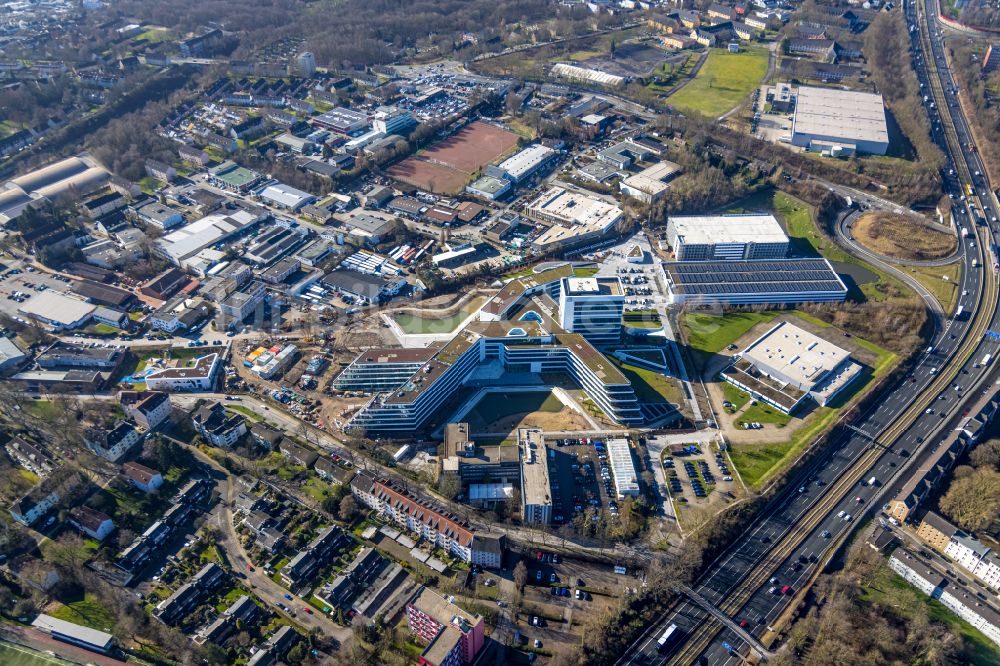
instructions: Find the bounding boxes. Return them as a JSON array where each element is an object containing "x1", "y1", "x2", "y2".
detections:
[{"x1": 621, "y1": 2, "x2": 1000, "y2": 663}]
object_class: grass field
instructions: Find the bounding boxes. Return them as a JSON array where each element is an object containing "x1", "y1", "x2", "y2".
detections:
[
  {"x1": 907, "y1": 261, "x2": 961, "y2": 313},
  {"x1": 668, "y1": 46, "x2": 769, "y2": 117},
  {"x1": 48, "y1": 592, "x2": 115, "y2": 631},
  {"x1": 609, "y1": 358, "x2": 684, "y2": 406},
  {"x1": 0, "y1": 644, "x2": 62, "y2": 666},
  {"x1": 738, "y1": 400, "x2": 792, "y2": 427},
  {"x1": 853, "y1": 212, "x2": 956, "y2": 261},
  {"x1": 464, "y1": 391, "x2": 565, "y2": 431},
  {"x1": 684, "y1": 311, "x2": 779, "y2": 371},
  {"x1": 392, "y1": 297, "x2": 486, "y2": 334}
]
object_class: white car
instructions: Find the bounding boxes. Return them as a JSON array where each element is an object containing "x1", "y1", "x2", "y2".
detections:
[
  {"x1": 837, "y1": 510, "x2": 845, "y2": 518},
  {"x1": 843, "y1": 513, "x2": 853, "y2": 522}
]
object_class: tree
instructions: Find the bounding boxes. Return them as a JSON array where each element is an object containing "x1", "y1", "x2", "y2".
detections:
[
  {"x1": 939, "y1": 468, "x2": 1000, "y2": 532},
  {"x1": 970, "y1": 439, "x2": 1000, "y2": 470},
  {"x1": 513, "y1": 560, "x2": 528, "y2": 592},
  {"x1": 338, "y1": 495, "x2": 359, "y2": 522}
]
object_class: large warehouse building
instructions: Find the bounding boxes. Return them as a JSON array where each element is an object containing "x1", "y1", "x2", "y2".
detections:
[
  {"x1": 721, "y1": 320, "x2": 863, "y2": 413},
  {"x1": 666, "y1": 214, "x2": 789, "y2": 261},
  {"x1": 790, "y1": 86, "x2": 889, "y2": 156}
]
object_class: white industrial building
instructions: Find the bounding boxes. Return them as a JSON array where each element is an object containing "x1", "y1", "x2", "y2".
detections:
[
  {"x1": 18, "y1": 291, "x2": 96, "y2": 331},
  {"x1": 619, "y1": 160, "x2": 682, "y2": 203},
  {"x1": 666, "y1": 213, "x2": 789, "y2": 261},
  {"x1": 721, "y1": 321, "x2": 863, "y2": 413},
  {"x1": 551, "y1": 63, "x2": 626, "y2": 87},
  {"x1": 489, "y1": 144, "x2": 557, "y2": 183},
  {"x1": 257, "y1": 182, "x2": 316, "y2": 211},
  {"x1": 527, "y1": 187, "x2": 623, "y2": 251},
  {"x1": 155, "y1": 208, "x2": 265, "y2": 267},
  {"x1": 606, "y1": 438, "x2": 640, "y2": 498},
  {"x1": 790, "y1": 86, "x2": 889, "y2": 156}
]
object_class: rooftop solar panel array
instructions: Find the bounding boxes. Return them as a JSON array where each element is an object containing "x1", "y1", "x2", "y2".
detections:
[{"x1": 664, "y1": 259, "x2": 847, "y2": 296}]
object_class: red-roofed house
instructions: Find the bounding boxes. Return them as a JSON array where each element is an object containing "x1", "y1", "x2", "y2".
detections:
[{"x1": 122, "y1": 461, "x2": 164, "y2": 493}]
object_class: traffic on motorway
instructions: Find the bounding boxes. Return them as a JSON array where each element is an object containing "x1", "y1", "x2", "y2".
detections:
[{"x1": 623, "y1": 1, "x2": 1000, "y2": 662}]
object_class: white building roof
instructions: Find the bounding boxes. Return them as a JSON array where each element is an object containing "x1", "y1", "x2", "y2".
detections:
[
  {"x1": 741, "y1": 321, "x2": 852, "y2": 390},
  {"x1": 157, "y1": 209, "x2": 259, "y2": 263},
  {"x1": 32, "y1": 613, "x2": 114, "y2": 650},
  {"x1": 530, "y1": 187, "x2": 623, "y2": 248},
  {"x1": 668, "y1": 214, "x2": 787, "y2": 246},
  {"x1": 621, "y1": 160, "x2": 682, "y2": 197},
  {"x1": 551, "y1": 63, "x2": 626, "y2": 86},
  {"x1": 497, "y1": 144, "x2": 556, "y2": 180},
  {"x1": 607, "y1": 438, "x2": 639, "y2": 496},
  {"x1": 791, "y1": 85, "x2": 888, "y2": 145},
  {"x1": 19, "y1": 290, "x2": 95, "y2": 327},
  {"x1": 258, "y1": 182, "x2": 315, "y2": 209}
]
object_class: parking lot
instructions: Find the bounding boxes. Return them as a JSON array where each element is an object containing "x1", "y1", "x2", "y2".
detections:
[
  {"x1": 0, "y1": 263, "x2": 75, "y2": 321},
  {"x1": 511, "y1": 548, "x2": 638, "y2": 658},
  {"x1": 547, "y1": 437, "x2": 622, "y2": 527},
  {"x1": 663, "y1": 442, "x2": 737, "y2": 510}
]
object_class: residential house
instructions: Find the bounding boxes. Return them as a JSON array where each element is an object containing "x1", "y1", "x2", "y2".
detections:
[
  {"x1": 9, "y1": 489, "x2": 60, "y2": 526},
  {"x1": 192, "y1": 401, "x2": 247, "y2": 447},
  {"x1": 144, "y1": 352, "x2": 220, "y2": 392},
  {"x1": 122, "y1": 461, "x2": 164, "y2": 493},
  {"x1": 406, "y1": 587, "x2": 486, "y2": 665},
  {"x1": 5, "y1": 437, "x2": 56, "y2": 478},
  {"x1": 250, "y1": 422, "x2": 284, "y2": 450},
  {"x1": 145, "y1": 159, "x2": 177, "y2": 183},
  {"x1": 84, "y1": 421, "x2": 141, "y2": 462},
  {"x1": 179, "y1": 145, "x2": 210, "y2": 167},
  {"x1": 119, "y1": 391, "x2": 173, "y2": 430},
  {"x1": 69, "y1": 506, "x2": 115, "y2": 541},
  {"x1": 351, "y1": 471, "x2": 503, "y2": 564},
  {"x1": 279, "y1": 440, "x2": 318, "y2": 468}
]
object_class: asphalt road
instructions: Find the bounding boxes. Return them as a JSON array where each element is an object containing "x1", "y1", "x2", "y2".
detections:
[{"x1": 622, "y1": 0, "x2": 1000, "y2": 662}]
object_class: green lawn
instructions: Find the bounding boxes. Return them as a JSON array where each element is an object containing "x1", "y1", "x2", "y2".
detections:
[
  {"x1": 721, "y1": 382, "x2": 752, "y2": 411},
  {"x1": 392, "y1": 296, "x2": 486, "y2": 334},
  {"x1": 739, "y1": 400, "x2": 792, "y2": 427},
  {"x1": 684, "y1": 311, "x2": 779, "y2": 367},
  {"x1": 227, "y1": 405, "x2": 264, "y2": 423},
  {"x1": 668, "y1": 46, "x2": 769, "y2": 117},
  {"x1": 26, "y1": 401, "x2": 62, "y2": 422},
  {"x1": 47, "y1": 593, "x2": 115, "y2": 631},
  {"x1": 465, "y1": 391, "x2": 562, "y2": 429},
  {"x1": 609, "y1": 358, "x2": 684, "y2": 405}
]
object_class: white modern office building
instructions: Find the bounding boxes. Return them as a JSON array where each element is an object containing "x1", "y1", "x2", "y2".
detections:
[
  {"x1": 345, "y1": 321, "x2": 642, "y2": 433},
  {"x1": 558, "y1": 276, "x2": 624, "y2": 345},
  {"x1": 666, "y1": 214, "x2": 789, "y2": 261}
]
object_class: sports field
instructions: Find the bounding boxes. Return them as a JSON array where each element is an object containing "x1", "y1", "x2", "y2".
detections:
[
  {"x1": 388, "y1": 121, "x2": 519, "y2": 194},
  {"x1": 668, "y1": 46, "x2": 770, "y2": 118},
  {"x1": 0, "y1": 644, "x2": 62, "y2": 666}
]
